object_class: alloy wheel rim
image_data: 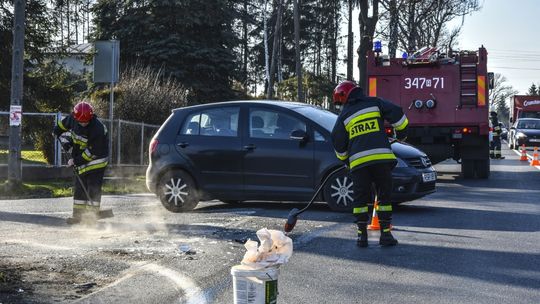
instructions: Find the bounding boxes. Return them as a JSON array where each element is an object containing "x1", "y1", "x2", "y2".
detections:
[
  {"x1": 330, "y1": 176, "x2": 354, "y2": 207},
  {"x1": 164, "y1": 177, "x2": 189, "y2": 206}
]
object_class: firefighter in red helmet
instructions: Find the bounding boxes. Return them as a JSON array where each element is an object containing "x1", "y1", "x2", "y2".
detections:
[
  {"x1": 331, "y1": 81, "x2": 408, "y2": 247},
  {"x1": 53, "y1": 101, "x2": 109, "y2": 224}
]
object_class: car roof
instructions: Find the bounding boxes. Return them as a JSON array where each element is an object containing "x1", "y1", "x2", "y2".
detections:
[{"x1": 172, "y1": 100, "x2": 314, "y2": 113}]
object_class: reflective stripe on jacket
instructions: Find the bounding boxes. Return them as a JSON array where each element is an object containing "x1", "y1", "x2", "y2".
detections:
[
  {"x1": 331, "y1": 89, "x2": 408, "y2": 171},
  {"x1": 53, "y1": 115, "x2": 109, "y2": 174}
]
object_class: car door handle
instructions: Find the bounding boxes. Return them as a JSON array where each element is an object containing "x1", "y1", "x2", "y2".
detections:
[
  {"x1": 243, "y1": 144, "x2": 256, "y2": 151},
  {"x1": 177, "y1": 142, "x2": 189, "y2": 148}
]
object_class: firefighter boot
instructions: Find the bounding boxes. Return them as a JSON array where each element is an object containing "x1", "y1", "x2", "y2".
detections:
[
  {"x1": 356, "y1": 221, "x2": 368, "y2": 247},
  {"x1": 379, "y1": 221, "x2": 398, "y2": 246},
  {"x1": 66, "y1": 208, "x2": 84, "y2": 225}
]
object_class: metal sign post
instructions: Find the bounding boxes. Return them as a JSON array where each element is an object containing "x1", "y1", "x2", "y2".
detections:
[{"x1": 93, "y1": 40, "x2": 120, "y2": 161}]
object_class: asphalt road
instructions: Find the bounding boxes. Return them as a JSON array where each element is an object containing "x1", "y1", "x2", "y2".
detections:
[{"x1": 1, "y1": 144, "x2": 539, "y2": 304}]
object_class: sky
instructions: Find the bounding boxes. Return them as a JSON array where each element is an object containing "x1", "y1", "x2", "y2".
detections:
[{"x1": 450, "y1": 0, "x2": 540, "y2": 95}]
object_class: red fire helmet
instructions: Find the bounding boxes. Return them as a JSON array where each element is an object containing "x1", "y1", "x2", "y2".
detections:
[
  {"x1": 333, "y1": 81, "x2": 358, "y2": 105},
  {"x1": 73, "y1": 101, "x2": 94, "y2": 123}
]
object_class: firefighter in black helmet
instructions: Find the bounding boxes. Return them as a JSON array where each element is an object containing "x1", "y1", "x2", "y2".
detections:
[
  {"x1": 489, "y1": 111, "x2": 505, "y2": 159},
  {"x1": 53, "y1": 101, "x2": 109, "y2": 224},
  {"x1": 331, "y1": 81, "x2": 408, "y2": 247}
]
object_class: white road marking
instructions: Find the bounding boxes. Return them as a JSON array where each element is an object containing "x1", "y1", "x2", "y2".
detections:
[
  {"x1": 140, "y1": 263, "x2": 208, "y2": 304},
  {"x1": 74, "y1": 262, "x2": 208, "y2": 304},
  {"x1": 3, "y1": 239, "x2": 74, "y2": 251}
]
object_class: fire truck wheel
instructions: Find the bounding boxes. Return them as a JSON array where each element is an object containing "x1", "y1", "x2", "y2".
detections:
[
  {"x1": 461, "y1": 160, "x2": 475, "y2": 179},
  {"x1": 475, "y1": 159, "x2": 490, "y2": 179}
]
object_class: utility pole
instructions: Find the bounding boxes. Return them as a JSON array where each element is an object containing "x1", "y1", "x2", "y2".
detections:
[{"x1": 8, "y1": 0, "x2": 26, "y2": 187}]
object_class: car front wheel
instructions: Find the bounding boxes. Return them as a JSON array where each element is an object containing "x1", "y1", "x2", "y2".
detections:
[
  {"x1": 323, "y1": 169, "x2": 355, "y2": 212},
  {"x1": 158, "y1": 170, "x2": 199, "y2": 212}
]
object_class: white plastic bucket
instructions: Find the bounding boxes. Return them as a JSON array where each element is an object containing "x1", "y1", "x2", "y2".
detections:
[{"x1": 231, "y1": 265, "x2": 279, "y2": 304}]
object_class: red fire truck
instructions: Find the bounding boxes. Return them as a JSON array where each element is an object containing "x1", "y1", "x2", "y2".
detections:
[
  {"x1": 366, "y1": 46, "x2": 492, "y2": 178},
  {"x1": 509, "y1": 95, "x2": 540, "y2": 123}
]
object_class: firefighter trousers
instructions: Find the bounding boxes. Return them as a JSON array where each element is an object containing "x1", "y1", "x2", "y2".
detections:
[
  {"x1": 350, "y1": 162, "x2": 394, "y2": 224},
  {"x1": 73, "y1": 169, "x2": 105, "y2": 214},
  {"x1": 490, "y1": 137, "x2": 502, "y2": 158}
]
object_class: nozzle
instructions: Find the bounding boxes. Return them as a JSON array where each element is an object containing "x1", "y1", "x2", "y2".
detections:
[{"x1": 284, "y1": 208, "x2": 300, "y2": 233}]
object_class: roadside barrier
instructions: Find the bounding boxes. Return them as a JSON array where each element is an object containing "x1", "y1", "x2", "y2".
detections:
[
  {"x1": 531, "y1": 147, "x2": 540, "y2": 166},
  {"x1": 520, "y1": 144, "x2": 528, "y2": 161}
]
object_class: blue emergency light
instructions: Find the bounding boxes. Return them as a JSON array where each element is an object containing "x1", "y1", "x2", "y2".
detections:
[
  {"x1": 374, "y1": 41, "x2": 382, "y2": 53},
  {"x1": 402, "y1": 52, "x2": 408, "y2": 59}
]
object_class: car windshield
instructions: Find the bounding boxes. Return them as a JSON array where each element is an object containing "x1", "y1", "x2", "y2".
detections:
[
  {"x1": 517, "y1": 120, "x2": 540, "y2": 129},
  {"x1": 293, "y1": 106, "x2": 337, "y2": 131}
]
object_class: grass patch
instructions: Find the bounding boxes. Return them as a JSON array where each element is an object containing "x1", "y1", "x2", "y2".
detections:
[
  {"x1": 0, "y1": 176, "x2": 149, "y2": 199},
  {"x1": 0, "y1": 150, "x2": 48, "y2": 165}
]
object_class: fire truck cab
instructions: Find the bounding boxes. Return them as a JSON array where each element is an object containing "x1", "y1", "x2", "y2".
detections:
[{"x1": 366, "y1": 45, "x2": 492, "y2": 178}]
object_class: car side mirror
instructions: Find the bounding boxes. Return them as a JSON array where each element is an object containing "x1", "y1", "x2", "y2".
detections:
[{"x1": 290, "y1": 129, "x2": 308, "y2": 141}]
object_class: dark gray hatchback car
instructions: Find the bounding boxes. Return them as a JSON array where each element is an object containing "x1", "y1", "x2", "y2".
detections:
[{"x1": 146, "y1": 101, "x2": 436, "y2": 212}]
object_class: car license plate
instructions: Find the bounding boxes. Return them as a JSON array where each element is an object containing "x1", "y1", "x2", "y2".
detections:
[
  {"x1": 529, "y1": 139, "x2": 540, "y2": 142},
  {"x1": 422, "y1": 172, "x2": 437, "y2": 182}
]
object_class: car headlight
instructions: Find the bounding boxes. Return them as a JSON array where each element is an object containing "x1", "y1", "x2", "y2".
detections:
[
  {"x1": 516, "y1": 132, "x2": 527, "y2": 138},
  {"x1": 396, "y1": 158, "x2": 408, "y2": 168}
]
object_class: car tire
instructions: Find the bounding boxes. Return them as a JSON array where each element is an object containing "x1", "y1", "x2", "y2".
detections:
[
  {"x1": 323, "y1": 169, "x2": 355, "y2": 212},
  {"x1": 158, "y1": 170, "x2": 199, "y2": 212}
]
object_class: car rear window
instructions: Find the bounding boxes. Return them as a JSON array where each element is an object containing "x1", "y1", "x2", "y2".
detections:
[{"x1": 179, "y1": 107, "x2": 240, "y2": 137}]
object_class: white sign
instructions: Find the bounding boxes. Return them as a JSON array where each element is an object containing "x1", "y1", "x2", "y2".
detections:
[
  {"x1": 523, "y1": 100, "x2": 540, "y2": 107},
  {"x1": 404, "y1": 77, "x2": 446, "y2": 89},
  {"x1": 9, "y1": 105, "x2": 22, "y2": 126}
]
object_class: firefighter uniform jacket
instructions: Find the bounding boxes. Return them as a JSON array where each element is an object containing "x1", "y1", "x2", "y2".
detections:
[
  {"x1": 331, "y1": 89, "x2": 408, "y2": 171},
  {"x1": 53, "y1": 115, "x2": 109, "y2": 175},
  {"x1": 490, "y1": 116, "x2": 502, "y2": 137}
]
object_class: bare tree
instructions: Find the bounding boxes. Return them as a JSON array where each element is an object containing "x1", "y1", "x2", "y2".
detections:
[
  {"x1": 357, "y1": 0, "x2": 379, "y2": 91},
  {"x1": 267, "y1": 0, "x2": 284, "y2": 99},
  {"x1": 378, "y1": 0, "x2": 480, "y2": 54},
  {"x1": 489, "y1": 73, "x2": 517, "y2": 124},
  {"x1": 387, "y1": 0, "x2": 398, "y2": 58},
  {"x1": 293, "y1": 0, "x2": 304, "y2": 102},
  {"x1": 346, "y1": 0, "x2": 357, "y2": 80}
]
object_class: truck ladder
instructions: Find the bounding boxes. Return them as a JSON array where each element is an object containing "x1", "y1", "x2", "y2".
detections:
[{"x1": 459, "y1": 52, "x2": 478, "y2": 108}]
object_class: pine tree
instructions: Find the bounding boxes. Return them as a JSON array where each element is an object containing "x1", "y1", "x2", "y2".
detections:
[
  {"x1": 527, "y1": 83, "x2": 539, "y2": 96},
  {"x1": 93, "y1": 0, "x2": 238, "y2": 103}
]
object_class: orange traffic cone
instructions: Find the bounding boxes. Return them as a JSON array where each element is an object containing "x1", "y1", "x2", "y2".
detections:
[
  {"x1": 520, "y1": 144, "x2": 528, "y2": 161},
  {"x1": 531, "y1": 147, "x2": 540, "y2": 166},
  {"x1": 367, "y1": 199, "x2": 381, "y2": 230}
]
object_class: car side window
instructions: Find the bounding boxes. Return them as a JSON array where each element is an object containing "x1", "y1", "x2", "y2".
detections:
[
  {"x1": 314, "y1": 130, "x2": 326, "y2": 142},
  {"x1": 249, "y1": 109, "x2": 306, "y2": 139},
  {"x1": 180, "y1": 107, "x2": 239, "y2": 137}
]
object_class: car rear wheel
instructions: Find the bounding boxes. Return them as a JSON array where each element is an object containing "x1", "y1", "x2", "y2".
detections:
[
  {"x1": 323, "y1": 169, "x2": 355, "y2": 212},
  {"x1": 158, "y1": 170, "x2": 199, "y2": 212}
]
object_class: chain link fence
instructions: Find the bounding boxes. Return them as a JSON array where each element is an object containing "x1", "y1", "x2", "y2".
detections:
[{"x1": 0, "y1": 111, "x2": 160, "y2": 167}]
